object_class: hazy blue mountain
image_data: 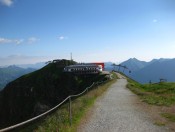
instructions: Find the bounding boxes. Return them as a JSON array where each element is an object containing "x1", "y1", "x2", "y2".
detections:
[
  {"x1": 104, "y1": 58, "x2": 149, "y2": 73},
  {"x1": 104, "y1": 62, "x2": 113, "y2": 71},
  {"x1": 112, "y1": 58, "x2": 175, "y2": 84},
  {"x1": 17, "y1": 62, "x2": 46, "y2": 69},
  {"x1": 130, "y1": 58, "x2": 175, "y2": 84},
  {"x1": 149, "y1": 58, "x2": 170, "y2": 65},
  {"x1": 0, "y1": 65, "x2": 36, "y2": 90},
  {"x1": 120, "y1": 58, "x2": 148, "y2": 73}
]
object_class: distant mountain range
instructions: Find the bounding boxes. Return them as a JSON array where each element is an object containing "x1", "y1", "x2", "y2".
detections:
[
  {"x1": 128, "y1": 58, "x2": 175, "y2": 84},
  {"x1": 105, "y1": 58, "x2": 175, "y2": 84},
  {"x1": 120, "y1": 58, "x2": 148, "y2": 72},
  {"x1": 0, "y1": 62, "x2": 46, "y2": 90},
  {"x1": 16, "y1": 62, "x2": 46, "y2": 69},
  {"x1": 1, "y1": 58, "x2": 175, "y2": 91}
]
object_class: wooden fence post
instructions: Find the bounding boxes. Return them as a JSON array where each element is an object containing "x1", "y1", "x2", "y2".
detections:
[{"x1": 69, "y1": 96, "x2": 72, "y2": 126}]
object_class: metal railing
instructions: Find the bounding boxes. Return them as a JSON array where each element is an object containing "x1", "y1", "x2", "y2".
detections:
[{"x1": 0, "y1": 79, "x2": 109, "y2": 132}]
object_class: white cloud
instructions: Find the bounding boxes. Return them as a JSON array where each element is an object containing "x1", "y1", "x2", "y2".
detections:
[
  {"x1": 153, "y1": 19, "x2": 158, "y2": 23},
  {"x1": 0, "y1": 37, "x2": 40, "y2": 45},
  {"x1": 0, "y1": 38, "x2": 11, "y2": 43},
  {"x1": 0, "y1": 0, "x2": 13, "y2": 7},
  {"x1": 0, "y1": 37, "x2": 24, "y2": 45},
  {"x1": 27, "y1": 37, "x2": 40, "y2": 44},
  {"x1": 58, "y1": 36, "x2": 68, "y2": 40},
  {"x1": 14, "y1": 39, "x2": 24, "y2": 45}
]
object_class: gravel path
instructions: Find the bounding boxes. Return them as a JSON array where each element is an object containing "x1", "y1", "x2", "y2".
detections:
[{"x1": 78, "y1": 74, "x2": 169, "y2": 132}]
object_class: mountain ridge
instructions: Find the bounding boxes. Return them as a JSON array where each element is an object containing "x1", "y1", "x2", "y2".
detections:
[
  {"x1": 120, "y1": 58, "x2": 148, "y2": 72},
  {"x1": 0, "y1": 66, "x2": 36, "y2": 90},
  {"x1": 119, "y1": 58, "x2": 175, "y2": 84},
  {"x1": 130, "y1": 58, "x2": 175, "y2": 83}
]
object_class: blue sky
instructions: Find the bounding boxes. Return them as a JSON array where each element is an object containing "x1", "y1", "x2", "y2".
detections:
[{"x1": 0, "y1": 0, "x2": 175, "y2": 65}]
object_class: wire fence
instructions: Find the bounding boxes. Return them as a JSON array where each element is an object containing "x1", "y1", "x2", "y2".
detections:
[{"x1": 0, "y1": 79, "x2": 110, "y2": 132}]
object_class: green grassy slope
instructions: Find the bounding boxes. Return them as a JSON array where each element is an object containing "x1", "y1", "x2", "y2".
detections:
[
  {"x1": 126, "y1": 75, "x2": 175, "y2": 128},
  {"x1": 17, "y1": 72, "x2": 117, "y2": 132},
  {"x1": 127, "y1": 79, "x2": 175, "y2": 106},
  {"x1": 0, "y1": 60, "x2": 107, "y2": 129}
]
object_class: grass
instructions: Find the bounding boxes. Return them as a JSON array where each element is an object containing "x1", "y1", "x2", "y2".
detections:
[
  {"x1": 141, "y1": 94, "x2": 175, "y2": 106},
  {"x1": 127, "y1": 79, "x2": 175, "y2": 106},
  {"x1": 154, "y1": 121, "x2": 166, "y2": 126},
  {"x1": 126, "y1": 77, "x2": 175, "y2": 126},
  {"x1": 19, "y1": 72, "x2": 118, "y2": 132},
  {"x1": 161, "y1": 113, "x2": 175, "y2": 122}
]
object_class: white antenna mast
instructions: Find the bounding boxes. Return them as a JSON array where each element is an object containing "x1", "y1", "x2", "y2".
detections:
[{"x1": 71, "y1": 52, "x2": 73, "y2": 61}]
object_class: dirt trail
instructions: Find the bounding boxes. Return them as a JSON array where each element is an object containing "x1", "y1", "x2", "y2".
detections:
[{"x1": 78, "y1": 73, "x2": 169, "y2": 132}]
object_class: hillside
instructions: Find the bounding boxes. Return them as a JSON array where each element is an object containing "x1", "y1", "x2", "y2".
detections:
[
  {"x1": 0, "y1": 59, "x2": 107, "y2": 129},
  {"x1": 0, "y1": 66, "x2": 36, "y2": 90}
]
